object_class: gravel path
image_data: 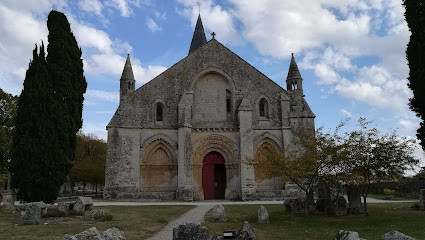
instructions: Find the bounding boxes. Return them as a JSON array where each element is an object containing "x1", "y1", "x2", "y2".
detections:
[{"x1": 146, "y1": 204, "x2": 215, "y2": 240}]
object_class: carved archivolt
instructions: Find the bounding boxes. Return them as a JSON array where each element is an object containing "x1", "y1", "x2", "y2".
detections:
[
  {"x1": 140, "y1": 134, "x2": 177, "y2": 153},
  {"x1": 190, "y1": 67, "x2": 237, "y2": 92},
  {"x1": 254, "y1": 137, "x2": 281, "y2": 187},
  {"x1": 140, "y1": 138, "x2": 177, "y2": 191},
  {"x1": 192, "y1": 134, "x2": 238, "y2": 165},
  {"x1": 253, "y1": 132, "x2": 283, "y2": 150}
]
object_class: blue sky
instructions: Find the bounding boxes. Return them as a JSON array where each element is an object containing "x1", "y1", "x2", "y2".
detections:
[{"x1": 0, "y1": 0, "x2": 423, "y2": 166}]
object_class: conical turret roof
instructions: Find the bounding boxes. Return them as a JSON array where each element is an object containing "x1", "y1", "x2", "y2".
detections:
[
  {"x1": 286, "y1": 53, "x2": 302, "y2": 80},
  {"x1": 121, "y1": 53, "x2": 135, "y2": 80},
  {"x1": 188, "y1": 14, "x2": 207, "y2": 55}
]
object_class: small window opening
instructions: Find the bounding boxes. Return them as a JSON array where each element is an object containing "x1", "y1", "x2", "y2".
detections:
[
  {"x1": 156, "y1": 103, "x2": 163, "y2": 122},
  {"x1": 226, "y1": 89, "x2": 232, "y2": 113},
  {"x1": 128, "y1": 82, "x2": 130, "y2": 89},
  {"x1": 259, "y1": 98, "x2": 268, "y2": 118}
]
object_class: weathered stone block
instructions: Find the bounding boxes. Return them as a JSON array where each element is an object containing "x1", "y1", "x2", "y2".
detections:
[
  {"x1": 236, "y1": 221, "x2": 256, "y2": 240},
  {"x1": 172, "y1": 223, "x2": 212, "y2": 240},
  {"x1": 333, "y1": 230, "x2": 362, "y2": 240},
  {"x1": 100, "y1": 227, "x2": 126, "y2": 240},
  {"x1": 0, "y1": 190, "x2": 16, "y2": 211},
  {"x1": 73, "y1": 197, "x2": 93, "y2": 212},
  {"x1": 64, "y1": 227, "x2": 125, "y2": 240},
  {"x1": 21, "y1": 202, "x2": 43, "y2": 225},
  {"x1": 257, "y1": 205, "x2": 269, "y2": 224},
  {"x1": 211, "y1": 204, "x2": 225, "y2": 222},
  {"x1": 90, "y1": 209, "x2": 105, "y2": 220},
  {"x1": 382, "y1": 230, "x2": 416, "y2": 240},
  {"x1": 57, "y1": 201, "x2": 74, "y2": 212},
  {"x1": 419, "y1": 189, "x2": 425, "y2": 211}
]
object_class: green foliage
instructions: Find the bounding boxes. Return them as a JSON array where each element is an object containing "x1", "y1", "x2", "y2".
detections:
[
  {"x1": 403, "y1": 0, "x2": 425, "y2": 151},
  {"x1": 255, "y1": 117, "x2": 419, "y2": 216},
  {"x1": 10, "y1": 10, "x2": 86, "y2": 203},
  {"x1": 68, "y1": 132, "x2": 107, "y2": 185},
  {"x1": 0, "y1": 88, "x2": 18, "y2": 177},
  {"x1": 383, "y1": 188, "x2": 395, "y2": 195}
]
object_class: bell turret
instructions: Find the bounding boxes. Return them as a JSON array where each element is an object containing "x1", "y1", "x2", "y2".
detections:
[{"x1": 120, "y1": 53, "x2": 135, "y2": 104}]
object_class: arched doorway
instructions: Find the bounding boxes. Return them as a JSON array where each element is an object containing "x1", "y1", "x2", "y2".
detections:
[{"x1": 202, "y1": 151, "x2": 226, "y2": 200}]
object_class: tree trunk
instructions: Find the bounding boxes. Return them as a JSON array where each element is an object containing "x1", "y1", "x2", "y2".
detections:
[
  {"x1": 95, "y1": 183, "x2": 98, "y2": 196},
  {"x1": 363, "y1": 195, "x2": 369, "y2": 216}
]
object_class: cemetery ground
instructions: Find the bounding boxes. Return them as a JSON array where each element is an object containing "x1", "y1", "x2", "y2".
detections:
[
  {"x1": 203, "y1": 203, "x2": 425, "y2": 239},
  {"x1": 0, "y1": 205, "x2": 194, "y2": 239},
  {"x1": 1, "y1": 202, "x2": 424, "y2": 239}
]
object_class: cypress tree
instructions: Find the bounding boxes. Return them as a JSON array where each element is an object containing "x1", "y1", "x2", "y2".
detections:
[
  {"x1": 403, "y1": 0, "x2": 425, "y2": 151},
  {"x1": 11, "y1": 43, "x2": 56, "y2": 201},
  {"x1": 10, "y1": 10, "x2": 86, "y2": 202}
]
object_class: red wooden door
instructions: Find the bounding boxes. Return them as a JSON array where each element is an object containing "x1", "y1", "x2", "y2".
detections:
[{"x1": 202, "y1": 152, "x2": 225, "y2": 200}]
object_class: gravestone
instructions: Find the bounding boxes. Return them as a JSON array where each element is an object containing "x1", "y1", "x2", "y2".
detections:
[
  {"x1": 172, "y1": 223, "x2": 212, "y2": 240},
  {"x1": 21, "y1": 202, "x2": 43, "y2": 225},
  {"x1": 64, "y1": 226, "x2": 126, "y2": 240},
  {"x1": 382, "y1": 230, "x2": 416, "y2": 240},
  {"x1": 347, "y1": 188, "x2": 362, "y2": 214},
  {"x1": 211, "y1": 204, "x2": 225, "y2": 222},
  {"x1": 257, "y1": 205, "x2": 269, "y2": 224},
  {"x1": 236, "y1": 221, "x2": 256, "y2": 240},
  {"x1": 0, "y1": 190, "x2": 16, "y2": 210},
  {"x1": 419, "y1": 189, "x2": 425, "y2": 211},
  {"x1": 333, "y1": 230, "x2": 363, "y2": 240},
  {"x1": 90, "y1": 209, "x2": 105, "y2": 220},
  {"x1": 57, "y1": 201, "x2": 74, "y2": 212},
  {"x1": 73, "y1": 196, "x2": 93, "y2": 212}
]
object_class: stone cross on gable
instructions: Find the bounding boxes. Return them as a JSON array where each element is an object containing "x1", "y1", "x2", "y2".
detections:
[
  {"x1": 211, "y1": 32, "x2": 216, "y2": 39},
  {"x1": 197, "y1": 1, "x2": 201, "y2": 14}
]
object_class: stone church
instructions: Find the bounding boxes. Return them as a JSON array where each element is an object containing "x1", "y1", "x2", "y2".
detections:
[{"x1": 104, "y1": 15, "x2": 315, "y2": 201}]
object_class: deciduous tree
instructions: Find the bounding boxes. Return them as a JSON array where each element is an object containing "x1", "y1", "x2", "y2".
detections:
[
  {"x1": 68, "y1": 132, "x2": 106, "y2": 195},
  {"x1": 345, "y1": 118, "x2": 419, "y2": 215}
]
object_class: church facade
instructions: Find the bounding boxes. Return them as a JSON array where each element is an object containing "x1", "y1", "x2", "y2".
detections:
[{"x1": 104, "y1": 15, "x2": 315, "y2": 201}]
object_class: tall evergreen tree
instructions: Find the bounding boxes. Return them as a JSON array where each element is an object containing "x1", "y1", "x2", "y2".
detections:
[
  {"x1": 403, "y1": 0, "x2": 425, "y2": 151},
  {"x1": 10, "y1": 10, "x2": 86, "y2": 202},
  {"x1": 10, "y1": 43, "x2": 56, "y2": 201}
]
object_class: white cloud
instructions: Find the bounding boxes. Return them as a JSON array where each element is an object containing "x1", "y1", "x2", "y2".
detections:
[
  {"x1": 78, "y1": 0, "x2": 103, "y2": 16},
  {"x1": 399, "y1": 120, "x2": 419, "y2": 133},
  {"x1": 146, "y1": 17, "x2": 161, "y2": 32},
  {"x1": 0, "y1": 3, "x2": 49, "y2": 95},
  {"x1": 105, "y1": 0, "x2": 146, "y2": 17},
  {"x1": 340, "y1": 109, "x2": 353, "y2": 118},
  {"x1": 154, "y1": 11, "x2": 167, "y2": 21},
  {"x1": 177, "y1": 0, "x2": 240, "y2": 45},
  {"x1": 315, "y1": 63, "x2": 340, "y2": 85},
  {"x1": 85, "y1": 89, "x2": 119, "y2": 103},
  {"x1": 82, "y1": 121, "x2": 108, "y2": 140},
  {"x1": 334, "y1": 65, "x2": 410, "y2": 114}
]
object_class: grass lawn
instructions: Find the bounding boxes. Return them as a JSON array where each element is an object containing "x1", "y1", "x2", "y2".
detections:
[
  {"x1": 203, "y1": 203, "x2": 425, "y2": 240},
  {"x1": 369, "y1": 194, "x2": 417, "y2": 201},
  {"x1": 0, "y1": 205, "x2": 194, "y2": 240}
]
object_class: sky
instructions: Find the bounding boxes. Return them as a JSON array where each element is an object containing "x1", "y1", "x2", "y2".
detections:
[{"x1": 0, "y1": 0, "x2": 423, "y2": 167}]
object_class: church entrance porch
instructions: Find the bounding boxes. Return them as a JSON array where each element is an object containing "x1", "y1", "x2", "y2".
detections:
[{"x1": 202, "y1": 151, "x2": 226, "y2": 200}]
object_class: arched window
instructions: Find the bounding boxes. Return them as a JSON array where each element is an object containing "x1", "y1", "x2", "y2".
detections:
[
  {"x1": 156, "y1": 103, "x2": 163, "y2": 122},
  {"x1": 226, "y1": 89, "x2": 232, "y2": 113},
  {"x1": 259, "y1": 98, "x2": 268, "y2": 118}
]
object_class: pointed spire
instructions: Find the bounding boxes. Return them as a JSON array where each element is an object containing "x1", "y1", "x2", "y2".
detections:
[
  {"x1": 188, "y1": 14, "x2": 207, "y2": 55},
  {"x1": 121, "y1": 53, "x2": 135, "y2": 81},
  {"x1": 286, "y1": 53, "x2": 303, "y2": 91}
]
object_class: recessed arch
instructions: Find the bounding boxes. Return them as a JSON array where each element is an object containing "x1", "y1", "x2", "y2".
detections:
[
  {"x1": 140, "y1": 139, "x2": 177, "y2": 191},
  {"x1": 190, "y1": 67, "x2": 237, "y2": 92},
  {"x1": 253, "y1": 137, "x2": 282, "y2": 191},
  {"x1": 191, "y1": 134, "x2": 240, "y2": 200}
]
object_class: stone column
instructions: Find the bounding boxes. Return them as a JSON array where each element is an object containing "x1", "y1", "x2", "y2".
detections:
[
  {"x1": 280, "y1": 93, "x2": 292, "y2": 149},
  {"x1": 238, "y1": 97, "x2": 255, "y2": 200},
  {"x1": 176, "y1": 92, "x2": 194, "y2": 201}
]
